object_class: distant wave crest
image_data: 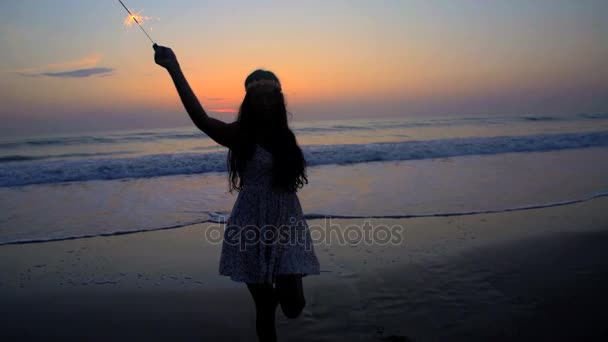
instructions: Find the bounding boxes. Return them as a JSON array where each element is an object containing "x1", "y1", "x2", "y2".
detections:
[
  {"x1": 1, "y1": 131, "x2": 608, "y2": 187},
  {"x1": 0, "y1": 151, "x2": 135, "y2": 163},
  {"x1": 1, "y1": 113, "x2": 606, "y2": 150},
  {"x1": 523, "y1": 116, "x2": 560, "y2": 121}
]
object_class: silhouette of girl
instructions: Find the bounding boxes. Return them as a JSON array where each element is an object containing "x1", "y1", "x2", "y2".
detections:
[{"x1": 153, "y1": 44, "x2": 321, "y2": 342}]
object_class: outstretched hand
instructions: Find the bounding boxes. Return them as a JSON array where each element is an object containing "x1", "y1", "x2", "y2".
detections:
[{"x1": 153, "y1": 44, "x2": 179, "y2": 70}]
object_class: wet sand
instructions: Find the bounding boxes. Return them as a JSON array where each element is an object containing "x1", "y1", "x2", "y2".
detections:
[{"x1": 1, "y1": 197, "x2": 608, "y2": 341}]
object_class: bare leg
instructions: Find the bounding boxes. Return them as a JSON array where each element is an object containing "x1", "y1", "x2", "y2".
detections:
[
  {"x1": 247, "y1": 282, "x2": 279, "y2": 342},
  {"x1": 275, "y1": 274, "x2": 306, "y2": 319}
]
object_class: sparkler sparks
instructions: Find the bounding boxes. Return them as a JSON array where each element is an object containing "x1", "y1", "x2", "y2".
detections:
[
  {"x1": 123, "y1": 9, "x2": 152, "y2": 28},
  {"x1": 118, "y1": 0, "x2": 156, "y2": 44}
]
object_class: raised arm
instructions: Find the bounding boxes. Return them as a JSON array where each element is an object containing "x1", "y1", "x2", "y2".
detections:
[{"x1": 153, "y1": 44, "x2": 238, "y2": 149}]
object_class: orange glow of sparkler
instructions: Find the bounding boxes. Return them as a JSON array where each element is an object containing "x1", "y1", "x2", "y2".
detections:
[
  {"x1": 117, "y1": 0, "x2": 157, "y2": 44},
  {"x1": 123, "y1": 10, "x2": 152, "y2": 28}
]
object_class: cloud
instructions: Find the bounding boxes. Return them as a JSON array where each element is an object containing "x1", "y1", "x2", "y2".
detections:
[
  {"x1": 14, "y1": 53, "x2": 114, "y2": 78},
  {"x1": 204, "y1": 96, "x2": 225, "y2": 101},
  {"x1": 45, "y1": 54, "x2": 102, "y2": 71},
  {"x1": 38, "y1": 67, "x2": 114, "y2": 78}
]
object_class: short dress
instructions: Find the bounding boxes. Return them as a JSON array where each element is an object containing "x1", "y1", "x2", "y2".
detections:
[{"x1": 219, "y1": 144, "x2": 321, "y2": 284}]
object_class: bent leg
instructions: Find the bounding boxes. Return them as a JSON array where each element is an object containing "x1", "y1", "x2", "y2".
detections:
[
  {"x1": 275, "y1": 274, "x2": 306, "y2": 319},
  {"x1": 247, "y1": 282, "x2": 279, "y2": 342}
]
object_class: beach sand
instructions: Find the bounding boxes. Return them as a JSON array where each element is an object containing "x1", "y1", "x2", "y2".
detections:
[{"x1": 2, "y1": 197, "x2": 608, "y2": 341}]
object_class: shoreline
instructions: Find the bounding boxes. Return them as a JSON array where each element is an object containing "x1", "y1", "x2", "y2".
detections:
[
  {"x1": 2, "y1": 189, "x2": 608, "y2": 247},
  {"x1": 1, "y1": 197, "x2": 608, "y2": 340}
]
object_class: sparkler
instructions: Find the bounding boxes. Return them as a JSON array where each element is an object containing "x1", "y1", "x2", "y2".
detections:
[{"x1": 118, "y1": 0, "x2": 156, "y2": 44}]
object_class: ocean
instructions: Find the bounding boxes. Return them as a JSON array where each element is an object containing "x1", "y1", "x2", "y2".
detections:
[{"x1": 1, "y1": 113, "x2": 608, "y2": 245}]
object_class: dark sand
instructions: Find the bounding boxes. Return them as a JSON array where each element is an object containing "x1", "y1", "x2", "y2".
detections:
[{"x1": 2, "y1": 198, "x2": 608, "y2": 341}]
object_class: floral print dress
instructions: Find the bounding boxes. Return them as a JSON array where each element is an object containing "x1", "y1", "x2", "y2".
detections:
[{"x1": 219, "y1": 144, "x2": 321, "y2": 284}]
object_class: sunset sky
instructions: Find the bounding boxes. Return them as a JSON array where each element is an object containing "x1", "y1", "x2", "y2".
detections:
[{"x1": 1, "y1": 0, "x2": 607, "y2": 136}]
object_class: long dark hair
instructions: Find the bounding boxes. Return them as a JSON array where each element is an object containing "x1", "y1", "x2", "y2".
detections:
[{"x1": 227, "y1": 71, "x2": 308, "y2": 193}]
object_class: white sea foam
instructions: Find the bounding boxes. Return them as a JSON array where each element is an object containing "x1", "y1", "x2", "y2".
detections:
[{"x1": 2, "y1": 130, "x2": 607, "y2": 187}]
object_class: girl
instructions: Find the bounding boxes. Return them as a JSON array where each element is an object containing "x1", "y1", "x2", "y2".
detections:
[{"x1": 153, "y1": 44, "x2": 321, "y2": 342}]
